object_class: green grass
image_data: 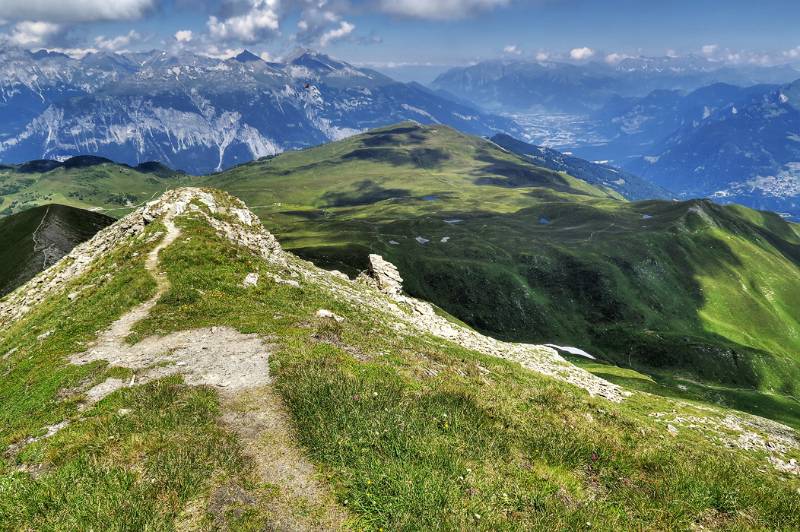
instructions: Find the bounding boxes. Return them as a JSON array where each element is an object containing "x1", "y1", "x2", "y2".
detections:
[
  {"x1": 1, "y1": 194, "x2": 799, "y2": 529},
  {"x1": 567, "y1": 356, "x2": 800, "y2": 430},
  {"x1": 128, "y1": 209, "x2": 800, "y2": 529},
  {"x1": 0, "y1": 162, "x2": 194, "y2": 218}
]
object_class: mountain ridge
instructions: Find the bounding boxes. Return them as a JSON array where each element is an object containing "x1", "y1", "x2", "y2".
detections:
[
  {"x1": 205, "y1": 123, "x2": 800, "y2": 415},
  {"x1": 1, "y1": 186, "x2": 798, "y2": 528},
  {"x1": 432, "y1": 55, "x2": 799, "y2": 113},
  {"x1": 0, "y1": 47, "x2": 520, "y2": 174}
]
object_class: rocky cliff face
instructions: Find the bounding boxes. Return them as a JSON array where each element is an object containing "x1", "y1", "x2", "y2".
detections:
[{"x1": 0, "y1": 49, "x2": 519, "y2": 174}]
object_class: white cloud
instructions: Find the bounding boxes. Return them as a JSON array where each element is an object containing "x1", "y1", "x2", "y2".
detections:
[
  {"x1": 379, "y1": 0, "x2": 510, "y2": 20},
  {"x1": 784, "y1": 46, "x2": 800, "y2": 60},
  {"x1": 605, "y1": 52, "x2": 631, "y2": 65},
  {"x1": 319, "y1": 20, "x2": 354, "y2": 47},
  {"x1": 503, "y1": 44, "x2": 522, "y2": 55},
  {"x1": 0, "y1": 0, "x2": 153, "y2": 23},
  {"x1": 208, "y1": 0, "x2": 280, "y2": 43},
  {"x1": 535, "y1": 51, "x2": 550, "y2": 62},
  {"x1": 701, "y1": 44, "x2": 719, "y2": 56},
  {"x1": 174, "y1": 29, "x2": 193, "y2": 43},
  {"x1": 569, "y1": 47, "x2": 595, "y2": 61},
  {"x1": 94, "y1": 30, "x2": 140, "y2": 51},
  {"x1": 7, "y1": 20, "x2": 61, "y2": 47},
  {"x1": 200, "y1": 44, "x2": 243, "y2": 59}
]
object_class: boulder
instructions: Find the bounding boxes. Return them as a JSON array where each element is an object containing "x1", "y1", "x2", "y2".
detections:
[{"x1": 365, "y1": 254, "x2": 403, "y2": 296}]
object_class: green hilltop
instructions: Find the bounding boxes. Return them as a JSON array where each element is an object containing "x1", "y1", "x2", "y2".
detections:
[
  {"x1": 203, "y1": 123, "x2": 800, "y2": 424},
  {"x1": 0, "y1": 156, "x2": 191, "y2": 218}
]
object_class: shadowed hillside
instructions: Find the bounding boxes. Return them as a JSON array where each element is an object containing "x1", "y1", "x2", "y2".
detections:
[{"x1": 0, "y1": 204, "x2": 114, "y2": 296}]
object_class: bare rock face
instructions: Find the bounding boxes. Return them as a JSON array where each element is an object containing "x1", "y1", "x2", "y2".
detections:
[{"x1": 363, "y1": 254, "x2": 404, "y2": 296}]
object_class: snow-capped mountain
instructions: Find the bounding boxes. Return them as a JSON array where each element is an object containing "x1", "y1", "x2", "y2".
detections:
[{"x1": 0, "y1": 48, "x2": 520, "y2": 174}]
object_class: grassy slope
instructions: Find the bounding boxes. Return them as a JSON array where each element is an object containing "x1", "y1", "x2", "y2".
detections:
[
  {"x1": 0, "y1": 162, "x2": 194, "y2": 218},
  {"x1": 206, "y1": 123, "x2": 800, "y2": 406},
  {"x1": 0, "y1": 204, "x2": 114, "y2": 296},
  {"x1": 1, "y1": 197, "x2": 798, "y2": 529}
]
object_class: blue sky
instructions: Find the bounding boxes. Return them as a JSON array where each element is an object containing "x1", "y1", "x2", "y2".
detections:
[{"x1": 2, "y1": 0, "x2": 800, "y2": 77}]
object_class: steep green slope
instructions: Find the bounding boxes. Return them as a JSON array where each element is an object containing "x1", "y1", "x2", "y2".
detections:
[
  {"x1": 0, "y1": 204, "x2": 114, "y2": 296},
  {"x1": 490, "y1": 132, "x2": 670, "y2": 200},
  {"x1": 0, "y1": 156, "x2": 193, "y2": 218},
  {"x1": 1, "y1": 188, "x2": 798, "y2": 529},
  {"x1": 207, "y1": 123, "x2": 800, "y2": 405}
]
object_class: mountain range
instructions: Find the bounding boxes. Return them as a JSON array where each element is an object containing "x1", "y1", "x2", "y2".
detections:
[
  {"x1": 432, "y1": 55, "x2": 799, "y2": 113},
  {"x1": 619, "y1": 80, "x2": 800, "y2": 219},
  {"x1": 0, "y1": 48, "x2": 519, "y2": 174}
]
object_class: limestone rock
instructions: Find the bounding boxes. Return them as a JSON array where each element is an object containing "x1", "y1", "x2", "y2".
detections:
[
  {"x1": 364, "y1": 254, "x2": 404, "y2": 296},
  {"x1": 316, "y1": 309, "x2": 345, "y2": 323}
]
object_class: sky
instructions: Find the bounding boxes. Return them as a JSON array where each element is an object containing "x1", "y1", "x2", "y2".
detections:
[{"x1": 2, "y1": 0, "x2": 800, "y2": 80}]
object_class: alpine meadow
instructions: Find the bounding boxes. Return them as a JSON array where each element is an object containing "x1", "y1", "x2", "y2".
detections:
[{"x1": 1, "y1": 1, "x2": 800, "y2": 530}]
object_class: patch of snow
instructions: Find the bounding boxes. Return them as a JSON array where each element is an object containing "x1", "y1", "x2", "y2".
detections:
[
  {"x1": 545, "y1": 344, "x2": 596, "y2": 360},
  {"x1": 401, "y1": 104, "x2": 440, "y2": 123},
  {"x1": 415, "y1": 236, "x2": 430, "y2": 244}
]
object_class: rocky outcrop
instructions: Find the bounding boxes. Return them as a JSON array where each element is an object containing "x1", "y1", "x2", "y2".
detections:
[{"x1": 360, "y1": 254, "x2": 404, "y2": 296}]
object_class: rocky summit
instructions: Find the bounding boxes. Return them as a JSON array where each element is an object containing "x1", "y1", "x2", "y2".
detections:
[{"x1": 1, "y1": 187, "x2": 798, "y2": 529}]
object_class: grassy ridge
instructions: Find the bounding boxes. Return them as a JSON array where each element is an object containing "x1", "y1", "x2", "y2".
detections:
[
  {"x1": 0, "y1": 160, "x2": 193, "y2": 218},
  {"x1": 206, "y1": 123, "x2": 800, "y2": 404},
  {"x1": 3, "y1": 123, "x2": 799, "y2": 424},
  {"x1": 1, "y1": 192, "x2": 798, "y2": 528}
]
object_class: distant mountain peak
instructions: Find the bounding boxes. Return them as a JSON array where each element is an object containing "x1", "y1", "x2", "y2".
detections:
[
  {"x1": 234, "y1": 49, "x2": 264, "y2": 63},
  {"x1": 286, "y1": 48, "x2": 350, "y2": 73}
]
